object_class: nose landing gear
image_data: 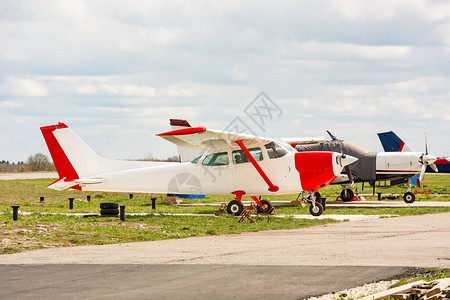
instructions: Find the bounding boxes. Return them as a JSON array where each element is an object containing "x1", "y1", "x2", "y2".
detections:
[{"x1": 306, "y1": 191, "x2": 325, "y2": 217}]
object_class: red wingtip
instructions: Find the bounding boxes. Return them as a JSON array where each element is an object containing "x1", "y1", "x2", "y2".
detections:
[{"x1": 157, "y1": 127, "x2": 206, "y2": 136}]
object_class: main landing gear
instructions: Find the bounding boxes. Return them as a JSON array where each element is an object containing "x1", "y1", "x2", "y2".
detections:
[
  {"x1": 226, "y1": 197, "x2": 274, "y2": 216},
  {"x1": 227, "y1": 200, "x2": 244, "y2": 215}
]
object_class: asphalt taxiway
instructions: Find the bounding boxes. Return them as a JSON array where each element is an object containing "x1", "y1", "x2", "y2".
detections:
[{"x1": 0, "y1": 213, "x2": 448, "y2": 299}]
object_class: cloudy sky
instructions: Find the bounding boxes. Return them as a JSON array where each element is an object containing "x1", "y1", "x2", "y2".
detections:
[{"x1": 1, "y1": 0, "x2": 449, "y2": 163}]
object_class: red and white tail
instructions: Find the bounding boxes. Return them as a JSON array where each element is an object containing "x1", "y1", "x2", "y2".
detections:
[{"x1": 40, "y1": 123, "x2": 105, "y2": 190}]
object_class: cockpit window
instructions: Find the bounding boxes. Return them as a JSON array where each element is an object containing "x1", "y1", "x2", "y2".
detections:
[
  {"x1": 190, "y1": 154, "x2": 203, "y2": 164},
  {"x1": 265, "y1": 142, "x2": 288, "y2": 159},
  {"x1": 232, "y1": 147, "x2": 262, "y2": 164},
  {"x1": 202, "y1": 152, "x2": 229, "y2": 166}
]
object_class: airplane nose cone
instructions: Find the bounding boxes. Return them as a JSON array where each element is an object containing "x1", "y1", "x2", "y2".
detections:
[{"x1": 341, "y1": 155, "x2": 358, "y2": 167}]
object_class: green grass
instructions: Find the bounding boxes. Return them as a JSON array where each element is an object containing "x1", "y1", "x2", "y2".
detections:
[
  {"x1": 0, "y1": 212, "x2": 338, "y2": 255},
  {"x1": 390, "y1": 268, "x2": 450, "y2": 288},
  {"x1": 0, "y1": 175, "x2": 449, "y2": 255}
]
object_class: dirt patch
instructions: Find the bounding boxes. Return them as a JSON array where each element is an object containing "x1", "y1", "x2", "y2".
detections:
[
  {"x1": 0, "y1": 224, "x2": 65, "y2": 254},
  {"x1": 87, "y1": 222, "x2": 161, "y2": 230}
]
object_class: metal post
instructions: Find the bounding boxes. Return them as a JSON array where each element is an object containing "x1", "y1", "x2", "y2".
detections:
[
  {"x1": 11, "y1": 205, "x2": 20, "y2": 221},
  {"x1": 120, "y1": 205, "x2": 125, "y2": 221},
  {"x1": 377, "y1": 192, "x2": 382, "y2": 201},
  {"x1": 87, "y1": 195, "x2": 91, "y2": 202},
  {"x1": 69, "y1": 198, "x2": 74, "y2": 209},
  {"x1": 151, "y1": 197, "x2": 157, "y2": 210},
  {"x1": 40, "y1": 196, "x2": 44, "y2": 202},
  {"x1": 129, "y1": 194, "x2": 133, "y2": 199}
]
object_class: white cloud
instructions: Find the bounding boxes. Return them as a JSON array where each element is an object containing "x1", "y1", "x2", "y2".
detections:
[
  {"x1": 1, "y1": 0, "x2": 450, "y2": 162},
  {"x1": 0, "y1": 101, "x2": 23, "y2": 108},
  {"x1": 0, "y1": 77, "x2": 49, "y2": 97},
  {"x1": 279, "y1": 41, "x2": 411, "y2": 61}
]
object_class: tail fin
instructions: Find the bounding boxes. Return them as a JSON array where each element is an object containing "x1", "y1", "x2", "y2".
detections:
[
  {"x1": 40, "y1": 123, "x2": 105, "y2": 189},
  {"x1": 377, "y1": 131, "x2": 413, "y2": 152},
  {"x1": 169, "y1": 119, "x2": 202, "y2": 162}
]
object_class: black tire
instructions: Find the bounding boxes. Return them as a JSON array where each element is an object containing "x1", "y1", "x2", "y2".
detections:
[
  {"x1": 100, "y1": 202, "x2": 119, "y2": 209},
  {"x1": 256, "y1": 199, "x2": 273, "y2": 214},
  {"x1": 309, "y1": 202, "x2": 323, "y2": 217},
  {"x1": 403, "y1": 192, "x2": 415, "y2": 203},
  {"x1": 340, "y1": 189, "x2": 354, "y2": 202},
  {"x1": 314, "y1": 192, "x2": 321, "y2": 200},
  {"x1": 227, "y1": 200, "x2": 244, "y2": 216},
  {"x1": 100, "y1": 208, "x2": 119, "y2": 215}
]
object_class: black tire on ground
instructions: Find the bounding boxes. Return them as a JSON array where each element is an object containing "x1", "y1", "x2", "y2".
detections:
[
  {"x1": 100, "y1": 202, "x2": 119, "y2": 209},
  {"x1": 340, "y1": 189, "x2": 354, "y2": 202},
  {"x1": 309, "y1": 202, "x2": 324, "y2": 217},
  {"x1": 100, "y1": 208, "x2": 119, "y2": 215},
  {"x1": 403, "y1": 192, "x2": 415, "y2": 203},
  {"x1": 256, "y1": 199, "x2": 273, "y2": 214},
  {"x1": 227, "y1": 200, "x2": 244, "y2": 216}
]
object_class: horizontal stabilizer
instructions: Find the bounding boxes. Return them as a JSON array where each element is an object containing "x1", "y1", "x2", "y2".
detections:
[{"x1": 48, "y1": 177, "x2": 106, "y2": 191}]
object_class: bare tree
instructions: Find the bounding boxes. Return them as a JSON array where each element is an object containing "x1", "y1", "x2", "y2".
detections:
[{"x1": 27, "y1": 153, "x2": 51, "y2": 171}]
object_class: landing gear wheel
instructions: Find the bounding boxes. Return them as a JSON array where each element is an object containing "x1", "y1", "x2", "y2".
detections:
[
  {"x1": 340, "y1": 189, "x2": 354, "y2": 202},
  {"x1": 256, "y1": 199, "x2": 273, "y2": 214},
  {"x1": 403, "y1": 192, "x2": 415, "y2": 204},
  {"x1": 227, "y1": 200, "x2": 244, "y2": 216},
  {"x1": 309, "y1": 202, "x2": 324, "y2": 217}
]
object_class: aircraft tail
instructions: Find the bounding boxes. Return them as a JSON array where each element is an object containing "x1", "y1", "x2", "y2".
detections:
[
  {"x1": 377, "y1": 131, "x2": 413, "y2": 152},
  {"x1": 40, "y1": 123, "x2": 106, "y2": 190}
]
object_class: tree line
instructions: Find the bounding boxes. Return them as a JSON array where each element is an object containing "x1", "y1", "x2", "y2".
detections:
[{"x1": 0, "y1": 153, "x2": 56, "y2": 172}]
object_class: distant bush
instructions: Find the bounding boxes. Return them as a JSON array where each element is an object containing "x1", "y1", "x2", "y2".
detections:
[{"x1": 0, "y1": 153, "x2": 55, "y2": 173}]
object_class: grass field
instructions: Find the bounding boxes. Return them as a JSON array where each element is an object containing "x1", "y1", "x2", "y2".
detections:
[{"x1": 0, "y1": 174, "x2": 449, "y2": 255}]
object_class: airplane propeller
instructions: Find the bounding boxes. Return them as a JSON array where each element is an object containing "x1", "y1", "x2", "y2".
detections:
[
  {"x1": 327, "y1": 130, "x2": 355, "y2": 186},
  {"x1": 418, "y1": 130, "x2": 438, "y2": 183}
]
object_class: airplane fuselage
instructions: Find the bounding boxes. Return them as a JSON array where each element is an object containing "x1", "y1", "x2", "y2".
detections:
[{"x1": 374, "y1": 152, "x2": 422, "y2": 180}]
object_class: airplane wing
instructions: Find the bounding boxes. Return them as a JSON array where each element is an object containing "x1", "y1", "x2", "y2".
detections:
[{"x1": 157, "y1": 127, "x2": 277, "y2": 152}]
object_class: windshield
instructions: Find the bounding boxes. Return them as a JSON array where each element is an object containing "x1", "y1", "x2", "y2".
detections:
[
  {"x1": 202, "y1": 152, "x2": 229, "y2": 166},
  {"x1": 190, "y1": 154, "x2": 203, "y2": 164},
  {"x1": 265, "y1": 141, "x2": 292, "y2": 158}
]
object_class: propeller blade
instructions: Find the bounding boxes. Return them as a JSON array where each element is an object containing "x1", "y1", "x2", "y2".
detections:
[
  {"x1": 327, "y1": 130, "x2": 338, "y2": 141},
  {"x1": 424, "y1": 129, "x2": 428, "y2": 155},
  {"x1": 419, "y1": 163, "x2": 427, "y2": 182},
  {"x1": 429, "y1": 163, "x2": 438, "y2": 173}
]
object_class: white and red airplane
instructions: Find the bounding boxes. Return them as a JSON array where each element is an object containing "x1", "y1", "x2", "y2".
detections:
[{"x1": 40, "y1": 122, "x2": 357, "y2": 216}]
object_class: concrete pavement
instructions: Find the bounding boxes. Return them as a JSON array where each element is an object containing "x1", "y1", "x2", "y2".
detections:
[
  {"x1": 1, "y1": 213, "x2": 448, "y2": 267},
  {"x1": 0, "y1": 212, "x2": 448, "y2": 299}
]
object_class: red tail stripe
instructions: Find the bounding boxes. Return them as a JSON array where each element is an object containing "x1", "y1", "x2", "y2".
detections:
[
  {"x1": 435, "y1": 158, "x2": 450, "y2": 165},
  {"x1": 398, "y1": 141, "x2": 405, "y2": 152},
  {"x1": 40, "y1": 123, "x2": 79, "y2": 182}
]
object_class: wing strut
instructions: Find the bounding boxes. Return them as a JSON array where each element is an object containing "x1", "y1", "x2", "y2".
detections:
[{"x1": 234, "y1": 139, "x2": 279, "y2": 192}]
